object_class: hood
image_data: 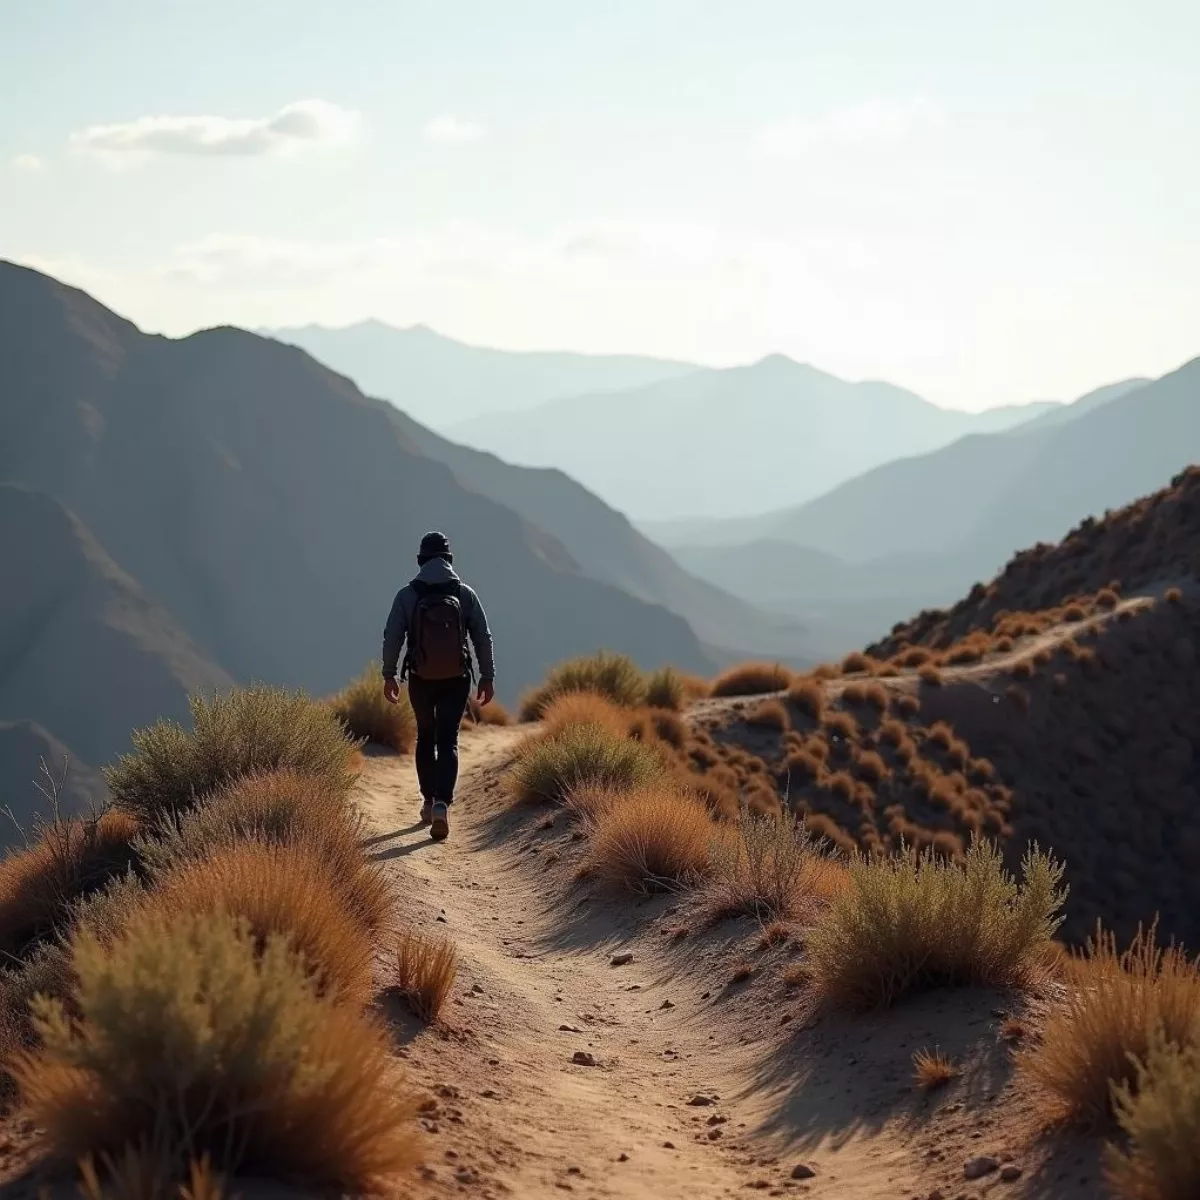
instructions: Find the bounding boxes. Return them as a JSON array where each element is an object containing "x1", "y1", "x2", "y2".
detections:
[{"x1": 413, "y1": 557, "x2": 460, "y2": 586}]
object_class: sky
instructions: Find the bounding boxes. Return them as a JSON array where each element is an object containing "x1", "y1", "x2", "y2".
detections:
[{"x1": 3, "y1": 0, "x2": 1198, "y2": 411}]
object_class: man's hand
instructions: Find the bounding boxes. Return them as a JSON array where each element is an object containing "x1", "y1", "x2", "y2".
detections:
[
  {"x1": 476, "y1": 679, "x2": 495, "y2": 707},
  {"x1": 383, "y1": 677, "x2": 401, "y2": 705}
]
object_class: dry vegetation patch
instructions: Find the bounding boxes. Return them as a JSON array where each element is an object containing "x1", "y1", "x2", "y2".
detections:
[
  {"x1": 394, "y1": 926, "x2": 459, "y2": 1022},
  {"x1": 508, "y1": 723, "x2": 664, "y2": 805},
  {"x1": 519, "y1": 651, "x2": 648, "y2": 719},
  {"x1": 329, "y1": 665, "x2": 415, "y2": 752},
  {"x1": 710, "y1": 662, "x2": 793, "y2": 698}
]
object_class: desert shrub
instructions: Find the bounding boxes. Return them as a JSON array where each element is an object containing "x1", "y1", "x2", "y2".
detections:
[
  {"x1": 807, "y1": 839, "x2": 1066, "y2": 1010},
  {"x1": 1018, "y1": 923, "x2": 1200, "y2": 1127},
  {"x1": 710, "y1": 662, "x2": 792, "y2": 698},
  {"x1": 540, "y1": 690, "x2": 631, "y2": 739},
  {"x1": 895, "y1": 693, "x2": 920, "y2": 716},
  {"x1": 0, "y1": 808, "x2": 139, "y2": 960},
  {"x1": 855, "y1": 750, "x2": 889, "y2": 784},
  {"x1": 508, "y1": 724, "x2": 663, "y2": 805},
  {"x1": 994, "y1": 636, "x2": 1015, "y2": 653},
  {"x1": 677, "y1": 673, "x2": 713, "y2": 701},
  {"x1": 746, "y1": 699, "x2": 790, "y2": 731},
  {"x1": 518, "y1": 651, "x2": 647, "y2": 720},
  {"x1": 863, "y1": 682, "x2": 890, "y2": 711},
  {"x1": 146, "y1": 841, "x2": 376, "y2": 1007},
  {"x1": 842, "y1": 681, "x2": 867, "y2": 706},
  {"x1": 466, "y1": 697, "x2": 513, "y2": 726},
  {"x1": 927, "y1": 722, "x2": 954, "y2": 750},
  {"x1": 879, "y1": 718, "x2": 907, "y2": 746},
  {"x1": 841, "y1": 651, "x2": 875, "y2": 674},
  {"x1": 328, "y1": 665, "x2": 415, "y2": 753},
  {"x1": 917, "y1": 664, "x2": 944, "y2": 687},
  {"x1": 394, "y1": 926, "x2": 458, "y2": 1021},
  {"x1": 706, "y1": 808, "x2": 824, "y2": 921},
  {"x1": 10, "y1": 911, "x2": 418, "y2": 1190},
  {"x1": 585, "y1": 784, "x2": 712, "y2": 893},
  {"x1": 644, "y1": 666, "x2": 686, "y2": 711},
  {"x1": 78, "y1": 1146, "x2": 228, "y2": 1200},
  {"x1": 827, "y1": 770, "x2": 855, "y2": 800},
  {"x1": 647, "y1": 708, "x2": 688, "y2": 749},
  {"x1": 1011, "y1": 658, "x2": 1035, "y2": 679},
  {"x1": 138, "y1": 771, "x2": 392, "y2": 935},
  {"x1": 107, "y1": 688, "x2": 357, "y2": 826},
  {"x1": 1106, "y1": 1031, "x2": 1200, "y2": 1200},
  {"x1": 823, "y1": 711, "x2": 858, "y2": 740},
  {"x1": 913, "y1": 1048, "x2": 959, "y2": 1090},
  {"x1": 1064, "y1": 604, "x2": 1088, "y2": 622},
  {"x1": 1095, "y1": 588, "x2": 1120, "y2": 611},
  {"x1": 786, "y1": 678, "x2": 825, "y2": 719},
  {"x1": 782, "y1": 749, "x2": 823, "y2": 786}
]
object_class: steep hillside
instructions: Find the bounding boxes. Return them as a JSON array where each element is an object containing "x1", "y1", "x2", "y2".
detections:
[
  {"x1": 0, "y1": 262, "x2": 715, "y2": 721},
  {"x1": 390, "y1": 413, "x2": 816, "y2": 665},
  {"x1": 265, "y1": 319, "x2": 697, "y2": 429},
  {"x1": 452, "y1": 355, "x2": 1049, "y2": 521},
  {"x1": 0, "y1": 484, "x2": 232, "y2": 770}
]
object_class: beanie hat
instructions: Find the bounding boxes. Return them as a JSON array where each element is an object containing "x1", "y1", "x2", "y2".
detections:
[{"x1": 417, "y1": 530, "x2": 452, "y2": 564}]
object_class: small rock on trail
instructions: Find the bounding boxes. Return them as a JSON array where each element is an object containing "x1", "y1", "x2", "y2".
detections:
[
  {"x1": 610, "y1": 951, "x2": 634, "y2": 966},
  {"x1": 571, "y1": 1051, "x2": 597, "y2": 1067},
  {"x1": 790, "y1": 1163, "x2": 817, "y2": 1180},
  {"x1": 964, "y1": 1155, "x2": 999, "y2": 1180},
  {"x1": 687, "y1": 1094, "x2": 715, "y2": 1106}
]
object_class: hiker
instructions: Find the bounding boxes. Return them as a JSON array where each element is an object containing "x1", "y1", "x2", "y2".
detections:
[{"x1": 382, "y1": 531, "x2": 495, "y2": 841}]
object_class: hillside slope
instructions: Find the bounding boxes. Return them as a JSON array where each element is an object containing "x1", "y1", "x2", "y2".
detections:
[
  {"x1": 0, "y1": 262, "x2": 715, "y2": 722},
  {"x1": 452, "y1": 355, "x2": 1050, "y2": 520},
  {"x1": 265, "y1": 319, "x2": 697, "y2": 429},
  {"x1": 391, "y1": 413, "x2": 816, "y2": 664}
]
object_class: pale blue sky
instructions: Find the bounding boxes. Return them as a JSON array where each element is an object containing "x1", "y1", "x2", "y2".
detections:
[{"x1": 3, "y1": 0, "x2": 1198, "y2": 409}]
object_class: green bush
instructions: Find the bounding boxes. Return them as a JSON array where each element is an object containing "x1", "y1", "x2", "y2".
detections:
[
  {"x1": 508, "y1": 723, "x2": 663, "y2": 805},
  {"x1": 107, "y1": 687, "x2": 357, "y2": 825}
]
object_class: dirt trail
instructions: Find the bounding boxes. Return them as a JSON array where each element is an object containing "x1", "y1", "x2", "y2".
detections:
[{"x1": 358, "y1": 728, "x2": 929, "y2": 1200}]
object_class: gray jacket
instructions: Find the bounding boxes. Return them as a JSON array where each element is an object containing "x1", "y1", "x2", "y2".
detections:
[{"x1": 382, "y1": 557, "x2": 495, "y2": 682}]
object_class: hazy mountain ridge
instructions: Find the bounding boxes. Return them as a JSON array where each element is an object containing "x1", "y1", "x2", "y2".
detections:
[{"x1": 264, "y1": 319, "x2": 698, "y2": 429}]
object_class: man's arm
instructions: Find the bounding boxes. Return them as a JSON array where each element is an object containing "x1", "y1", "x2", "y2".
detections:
[
  {"x1": 464, "y1": 587, "x2": 495, "y2": 684},
  {"x1": 382, "y1": 589, "x2": 409, "y2": 680}
]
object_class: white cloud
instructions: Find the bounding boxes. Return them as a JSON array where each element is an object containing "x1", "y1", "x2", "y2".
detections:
[
  {"x1": 69, "y1": 99, "x2": 360, "y2": 158},
  {"x1": 10, "y1": 153, "x2": 46, "y2": 175},
  {"x1": 423, "y1": 114, "x2": 485, "y2": 144},
  {"x1": 750, "y1": 97, "x2": 945, "y2": 159}
]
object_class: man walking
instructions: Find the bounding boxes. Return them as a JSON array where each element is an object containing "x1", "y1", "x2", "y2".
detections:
[{"x1": 383, "y1": 531, "x2": 495, "y2": 841}]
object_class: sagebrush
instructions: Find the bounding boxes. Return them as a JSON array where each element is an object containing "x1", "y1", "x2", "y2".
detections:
[
  {"x1": 508, "y1": 723, "x2": 663, "y2": 805},
  {"x1": 329, "y1": 665, "x2": 415, "y2": 753},
  {"x1": 519, "y1": 651, "x2": 647, "y2": 719}
]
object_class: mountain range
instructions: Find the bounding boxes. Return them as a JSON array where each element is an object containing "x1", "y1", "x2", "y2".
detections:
[{"x1": 3, "y1": 262, "x2": 808, "y2": 831}]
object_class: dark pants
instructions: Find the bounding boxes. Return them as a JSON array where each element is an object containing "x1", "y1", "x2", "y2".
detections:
[{"x1": 408, "y1": 674, "x2": 471, "y2": 804}]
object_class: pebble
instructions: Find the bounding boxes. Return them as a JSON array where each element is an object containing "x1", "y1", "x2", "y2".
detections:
[
  {"x1": 663, "y1": 1141, "x2": 676, "y2": 1149},
  {"x1": 617, "y1": 1153, "x2": 629, "y2": 1162},
  {"x1": 790, "y1": 1164, "x2": 817, "y2": 1180},
  {"x1": 688, "y1": 1093, "x2": 715, "y2": 1106},
  {"x1": 611, "y1": 952, "x2": 634, "y2": 966},
  {"x1": 660, "y1": 999, "x2": 675, "y2": 1009},
  {"x1": 964, "y1": 1156, "x2": 999, "y2": 1180},
  {"x1": 571, "y1": 1051, "x2": 597, "y2": 1066},
  {"x1": 1000, "y1": 1165, "x2": 1023, "y2": 1182}
]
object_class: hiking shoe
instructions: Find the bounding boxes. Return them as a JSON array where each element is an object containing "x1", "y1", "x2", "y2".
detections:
[
  {"x1": 419, "y1": 799, "x2": 433, "y2": 826},
  {"x1": 430, "y1": 802, "x2": 449, "y2": 842}
]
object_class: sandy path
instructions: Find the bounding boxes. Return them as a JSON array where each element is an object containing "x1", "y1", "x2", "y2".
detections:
[{"x1": 358, "y1": 727, "x2": 905, "y2": 1200}]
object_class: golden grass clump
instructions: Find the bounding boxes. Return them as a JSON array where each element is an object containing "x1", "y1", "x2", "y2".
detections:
[
  {"x1": 806, "y1": 839, "x2": 1066, "y2": 1010},
  {"x1": 917, "y1": 664, "x2": 944, "y2": 687},
  {"x1": 394, "y1": 926, "x2": 459, "y2": 1022},
  {"x1": 147, "y1": 841, "x2": 376, "y2": 1007},
  {"x1": 585, "y1": 783, "x2": 712, "y2": 893},
  {"x1": 706, "y1": 808, "x2": 837, "y2": 921},
  {"x1": 518, "y1": 651, "x2": 647, "y2": 720},
  {"x1": 10, "y1": 910, "x2": 419, "y2": 1191},
  {"x1": 644, "y1": 666, "x2": 686, "y2": 711},
  {"x1": 647, "y1": 708, "x2": 688, "y2": 749},
  {"x1": 139, "y1": 770, "x2": 392, "y2": 934},
  {"x1": 710, "y1": 662, "x2": 793, "y2": 698},
  {"x1": 466, "y1": 696, "x2": 513, "y2": 726},
  {"x1": 328, "y1": 664, "x2": 415, "y2": 753},
  {"x1": 1018, "y1": 922, "x2": 1200, "y2": 1128},
  {"x1": 78, "y1": 1146, "x2": 229, "y2": 1200},
  {"x1": 913, "y1": 1047, "x2": 960, "y2": 1090},
  {"x1": 0, "y1": 808, "x2": 139, "y2": 960},
  {"x1": 841, "y1": 651, "x2": 876, "y2": 674},
  {"x1": 786, "y1": 677, "x2": 826, "y2": 719},
  {"x1": 746, "y1": 699, "x2": 790, "y2": 731},
  {"x1": 1105, "y1": 1031, "x2": 1200, "y2": 1200},
  {"x1": 540, "y1": 690, "x2": 632, "y2": 739},
  {"x1": 107, "y1": 687, "x2": 357, "y2": 825},
  {"x1": 508, "y1": 723, "x2": 663, "y2": 806}
]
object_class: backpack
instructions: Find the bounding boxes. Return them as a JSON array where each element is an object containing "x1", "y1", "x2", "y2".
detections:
[{"x1": 405, "y1": 580, "x2": 470, "y2": 681}]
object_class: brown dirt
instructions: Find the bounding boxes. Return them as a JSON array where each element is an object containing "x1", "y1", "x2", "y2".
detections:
[{"x1": 355, "y1": 728, "x2": 1106, "y2": 1200}]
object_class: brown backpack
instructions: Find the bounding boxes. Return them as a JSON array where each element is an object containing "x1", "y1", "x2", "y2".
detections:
[{"x1": 406, "y1": 580, "x2": 470, "y2": 680}]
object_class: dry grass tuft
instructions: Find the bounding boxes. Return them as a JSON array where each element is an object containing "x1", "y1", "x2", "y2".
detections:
[
  {"x1": 807, "y1": 839, "x2": 1066, "y2": 1010},
  {"x1": 644, "y1": 667, "x2": 686, "y2": 712},
  {"x1": 467, "y1": 697, "x2": 513, "y2": 726},
  {"x1": 758, "y1": 921, "x2": 791, "y2": 949},
  {"x1": 508, "y1": 723, "x2": 663, "y2": 806},
  {"x1": 786, "y1": 678, "x2": 826, "y2": 719},
  {"x1": 518, "y1": 651, "x2": 647, "y2": 720},
  {"x1": 710, "y1": 662, "x2": 793, "y2": 698},
  {"x1": 138, "y1": 769, "x2": 392, "y2": 934},
  {"x1": 730, "y1": 961, "x2": 755, "y2": 983},
  {"x1": 1018, "y1": 922, "x2": 1200, "y2": 1128},
  {"x1": 539, "y1": 691, "x2": 632, "y2": 739},
  {"x1": 647, "y1": 708, "x2": 688, "y2": 749},
  {"x1": 11, "y1": 910, "x2": 419, "y2": 1190},
  {"x1": 913, "y1": 1047, "x2": 960, "y2": 1090},
  {"x1": 1105, "y1": 1032, "x2": 1200, "y2": 1200},
  {"x1": 585, "y1": 784, "x2": 712, "y2": 893},
  {"x1": 917, "y1": 664, "x2": 944, "y2": 687},
  {"x1": 746, "y1": 699, "x2": 790, "y2": 731},
  {"x1": 841, "y1": 651, "x2": 876, "y2": 674},
  {"x1": 329, "y1": 665, "x2": 415, "y2": 753},
  {"x1": 0, "y1": 808, "x2": 139, "y2": 960},
  {"x1": 146, "y1": 841, "x2": 376, "y2": 1006},
  {"x1": 78, "y1": 1144, "x2": 229, "y2": 1200},
  {"x1": 393, "y1": 926, "x2": 459, "y2": 1022},
  {"x1": 107, "y1": 687, "x2": 357, "y2": 826}
]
